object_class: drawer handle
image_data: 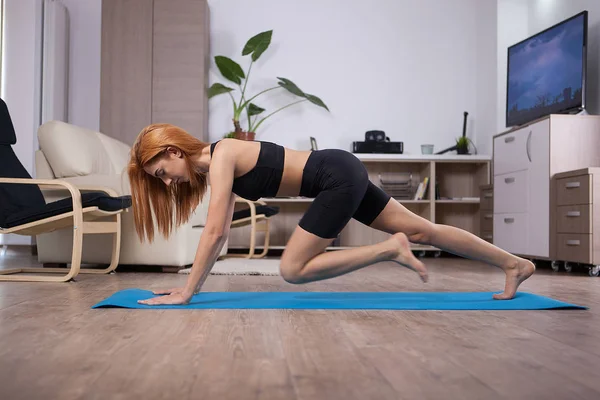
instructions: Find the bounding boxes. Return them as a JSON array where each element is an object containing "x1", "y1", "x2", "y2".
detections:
[
  {"x1": 484, "y1": 193, "x2": 493, "y2": 198},
  {"x1": 504, "y1": 177, "x2": 515, "y2": 184},
  {"x1": 565, "y1": 182, "x2": 581, "y2": 189},
  {"x1": 566, "y1": 211, "x2": 581, "y2": 218},
  {"x1": 526, "y1": 131, "x2": 532, "y2": 162},
  {"x1": 566, "y1": 239, "x2": 580, "y2": 246},
  {"x1": 504, "y1": 217, "x2": 514, "y2": 224},
  {"x1": 504, "y1": 136, "x2": 515, "y2": 143},
  {"x1": 484, "y1": 214, "x2": 493, "y2": 219}
]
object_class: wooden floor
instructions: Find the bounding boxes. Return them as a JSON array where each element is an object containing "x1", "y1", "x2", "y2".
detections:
[{"x1": 1, "y1": 248, "x2": 599, "y2": 400}]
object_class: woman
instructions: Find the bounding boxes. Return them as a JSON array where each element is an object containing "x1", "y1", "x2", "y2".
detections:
[{"x1": 128, "y1": 123, "x2": 535, "y2": 306}]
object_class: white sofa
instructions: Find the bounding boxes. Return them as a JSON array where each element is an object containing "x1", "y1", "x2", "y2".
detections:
[{"x1": 34, "y1": 120, "x2": 227, "y2": 267}]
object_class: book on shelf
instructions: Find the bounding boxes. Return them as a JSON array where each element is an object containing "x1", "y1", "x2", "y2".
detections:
[{"x1": 413, "y1": 177, "x2": 429, "y2": 200}]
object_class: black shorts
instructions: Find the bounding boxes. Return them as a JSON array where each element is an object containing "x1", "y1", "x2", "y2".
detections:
[{"x1": 298, "y1": 149, "x2": 391, "y2": 239}]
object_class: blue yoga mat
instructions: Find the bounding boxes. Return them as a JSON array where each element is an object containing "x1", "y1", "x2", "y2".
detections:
[{"x1": 91, "y1": 289, "x2": 587, "y2": 310}]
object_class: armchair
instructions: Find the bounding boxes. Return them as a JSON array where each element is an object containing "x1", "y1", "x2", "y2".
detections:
[{"x1": 0, "y1": 98, "x2": 131, "y2": 282}]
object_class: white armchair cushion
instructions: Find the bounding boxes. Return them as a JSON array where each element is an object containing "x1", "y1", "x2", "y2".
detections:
[
  {"x1": 34, "y1": 150, "x2": 55, "y2": 179},
  {"x1": 38, "y1": 120, "x2": 115, "y2": 177},
  {"x1": 97, "y1": 131, "x2": 131, "y2": 175}
]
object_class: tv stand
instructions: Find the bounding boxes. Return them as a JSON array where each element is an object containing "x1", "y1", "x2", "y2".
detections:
[{"x1": 492, "y1": 113, "x2": 600, "y2": 260}]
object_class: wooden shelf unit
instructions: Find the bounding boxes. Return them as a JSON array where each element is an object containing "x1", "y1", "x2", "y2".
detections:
[{"x1": 227, "y1": 154, "x2": 491, "y2": 252}]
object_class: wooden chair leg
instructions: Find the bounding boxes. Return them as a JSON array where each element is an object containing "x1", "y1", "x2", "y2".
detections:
[
  {"x1": 0, "y1": 223, "x2": 83, "y2": 282},
  {"x1": 251, "y1": 218, "x2": 270, "y2": 259},
  {"x1": 0, "y1": 214, "x2": 122, "y2": 281},
  {"x1": 221, "y1": 219, "x2": 269, "y2": 259},
  {"x1": 79, "y1": 213, "x2": 121, "y2": 274}
]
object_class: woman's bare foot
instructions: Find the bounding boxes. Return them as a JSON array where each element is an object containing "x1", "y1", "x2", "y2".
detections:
[
  {"x1": 493, "y1": 257, "x2": 536, "y2": 300},
  {"x1": 386, "y1": 233, "x2": 429, "y2": 282}
]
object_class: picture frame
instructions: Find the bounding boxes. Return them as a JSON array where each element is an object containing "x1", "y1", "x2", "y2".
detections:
[{"x1": 310, "y1": 136, "x2": 318, "y2": 151}]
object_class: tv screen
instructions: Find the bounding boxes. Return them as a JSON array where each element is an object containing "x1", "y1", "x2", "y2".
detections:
[{"x1": 506, "y1": 11, "x2": 587, "y2": 128}]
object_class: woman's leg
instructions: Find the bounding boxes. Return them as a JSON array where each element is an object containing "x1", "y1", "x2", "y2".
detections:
[
  {"x1": 279, "y1": 227, "x2": 428, "y2": 284},
  {"x1": 280, "y1": 149, "x2": 428, "y2": 285},
  {"x1": 367, "y1": 197, "x2": 535, "y2": 299}
]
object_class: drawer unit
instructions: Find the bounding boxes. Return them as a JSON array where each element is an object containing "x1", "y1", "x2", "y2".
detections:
[
  {"x1": 493, "y1": 170, "x2": 528, "y2": 214},
  {"x1": 556, "y1": 234, "x2": 592, "y2": 264},
  {"x1": 481, "y1": 188, "x2": 493, "y2": 210},
  {"x1": 494, "y1": 213, "x2": 528, "y2": 255},
  {"x1": 556, "y1": 205, "x2": 591, "y2": 234},
  {"x1": 480, "y1": 211, "x2": 493, "y2": 232},
  {"x1": 493, "y1": 118, "x2": 549, "y2": 176},
  {"x1": 492, "y1": 114, "x2": 600, "y2": 260},
  {"x1": 552, "y1": 168, "x2": 600, "y2": 276},
  {"x1": 556, "y1": 174, "x2": 592, "y2": 206},
  {"x1": 479, "y1": 184, "x2": 493, "y2": 243}
]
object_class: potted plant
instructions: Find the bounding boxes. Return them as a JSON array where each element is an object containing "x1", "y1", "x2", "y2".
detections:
[
  {"x1": 208, "y1": 30, "x2": 329, "y2": 140},
  {"x1": 455, "y1": 136, "x2": 471, "y2": 154}
]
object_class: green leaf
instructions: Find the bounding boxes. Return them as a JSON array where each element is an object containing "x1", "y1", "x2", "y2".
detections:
[
  {"x1": 215, "y1": 56, "x2": 245, "y2": 84},
  {"x1": 305, "y1": 94, "x2": 329, "y2": 111},
  {"x1": 277, "y1": 77, "x2": 329, "y2": 112},
  {"x1": 248, "y1": 103, "x2": 265, "y2": 117},
  {"x1": 208, "y1": 83, "x2": 234, "y2": 99},
  {"x1": 242, "y1": 30, "x2": 273, "y2": 61},
  {"x1": 277, "y1": 77, "x2": 305, "y2": 97}
]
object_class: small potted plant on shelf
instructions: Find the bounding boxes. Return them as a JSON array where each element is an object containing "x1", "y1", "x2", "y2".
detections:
[
  {"x1": 208, "y1": 30, "x2": 329, "y2": 140},
  {"x1": 456, "y1": 136, "x2": 472, "y2": 155}
]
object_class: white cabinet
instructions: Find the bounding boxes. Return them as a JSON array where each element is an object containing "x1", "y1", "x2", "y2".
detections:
[
  {"x1": 493, "y1": 115, "x2": 600, "y2": 259},
  {"x1": 493, "y1": 118, "x2": 549, "y2": 258}
]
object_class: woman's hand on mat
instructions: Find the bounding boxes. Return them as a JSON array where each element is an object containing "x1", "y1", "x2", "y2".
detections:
[
  {"x1": 152, "y1": 287, "x2": 186, "y2": 295},
  {"x1": 138, "y1": 292, "x2": 191, "y2": 306}
]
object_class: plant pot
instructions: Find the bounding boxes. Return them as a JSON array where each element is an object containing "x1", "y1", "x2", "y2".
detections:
[
  {"x1": 457, "y1": 147, "x2": 469, "y2": 155},
  {"x1": 234, "y1": 131, "x2": 256, "y2": 141}
]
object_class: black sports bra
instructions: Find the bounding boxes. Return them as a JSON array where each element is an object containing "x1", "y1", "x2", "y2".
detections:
[{"x1": 209, "y1": 140, "x2": 285, "y2": 201}]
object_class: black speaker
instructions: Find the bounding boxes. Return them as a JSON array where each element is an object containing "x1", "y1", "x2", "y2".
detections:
[
  {"x1": 365, "y1": 130, "x2": 389, "y2": 142},
  {"x1": 352, "y1": 141, "x2": 403, "y2": 154}
]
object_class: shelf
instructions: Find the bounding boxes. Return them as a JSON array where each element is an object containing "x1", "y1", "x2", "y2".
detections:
[
  {"x1": 396, "y1": 200, "x2": 430, "y2": 204},
  {"x1": 355, "y1": 153, "x2": 491, "y2": 163},
  {"x1": 436, "y1": 200, "x2": 480, "y2": 204},
  {"x1": 228, "y1": 156, "x2": 490, "y2": 250},
  {"x1": 260, "y1": 198, "x2": 431, "y2": 204}
]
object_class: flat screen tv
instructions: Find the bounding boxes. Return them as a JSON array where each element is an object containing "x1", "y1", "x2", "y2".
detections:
[{"x1": 506, "y1": 10, "x2": 588, "y2": 128}]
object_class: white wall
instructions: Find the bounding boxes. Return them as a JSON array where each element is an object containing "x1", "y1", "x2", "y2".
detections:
[
  {"x1": 496, "y1": 0, "x2": 530, "y2": 134},
  {"x1": 1, "y1": 0, "x2": 44, "y2": 246},
  {"x1": 207, "y1": 0, "x2": 498, "y2": 154},
  {"x1": 2, "y1": 0, "x2": 501, "y2": 161},
  {"x1": 13, "y1": 0, "x2": 499, "y2": 155},
  {"x1": 475, "y1": 0, "x2": 499, "y2": 156}
]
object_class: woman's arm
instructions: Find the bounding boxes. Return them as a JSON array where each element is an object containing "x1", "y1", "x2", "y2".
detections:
[
  {"x1": 187, "y1": 192, "x2": 237, "y2": 295},
  {"x1": 138, "y1": 143, "x2": 237, "y2": 305}
]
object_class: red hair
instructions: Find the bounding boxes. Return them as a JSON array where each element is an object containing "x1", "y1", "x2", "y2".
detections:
[{"x1": 127, "y1": 123, "x2": 209, "y2": 242}]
